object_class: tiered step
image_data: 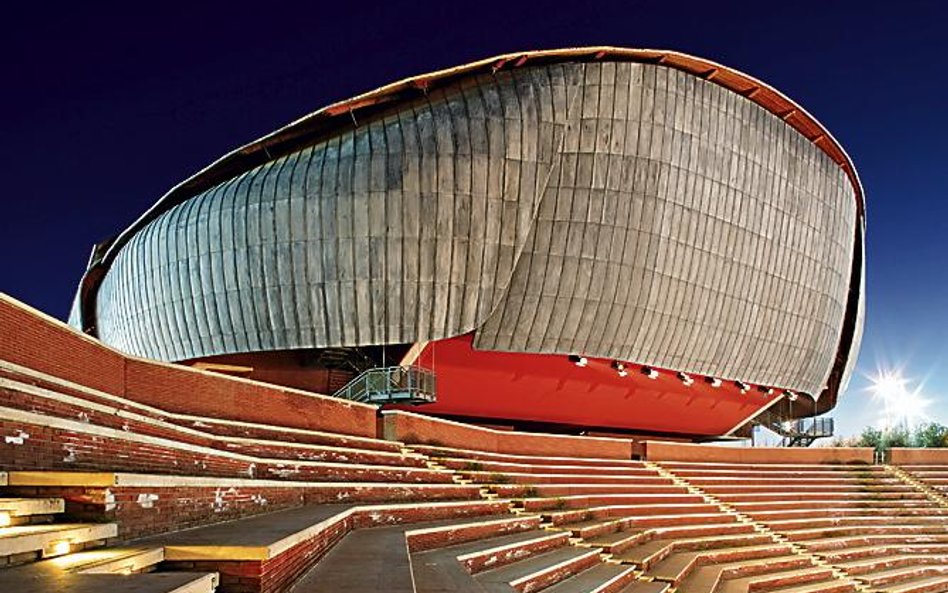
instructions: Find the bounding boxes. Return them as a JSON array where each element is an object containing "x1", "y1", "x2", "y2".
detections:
[
  {"x1": 0, "y1": 522, "x2": 118, "y2": 567},
  {"x1": 659, "y1": 460, "x2": 948, "y2": 593},
  {"x1": 0, "y1": 494, "x2": 119, "y2": 569},
  {"x1": 408, "y1": 514, "x2": 662, "y2": 593},
  {"x1": 0, "y1": 497, "x2": 63, "y2": 526}
]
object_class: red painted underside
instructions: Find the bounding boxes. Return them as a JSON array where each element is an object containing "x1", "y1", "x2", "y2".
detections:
[{"x1": 398, "y1": 334, "x2": 776, "y2": 437}]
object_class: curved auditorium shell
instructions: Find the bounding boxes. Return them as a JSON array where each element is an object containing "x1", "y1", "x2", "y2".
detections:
[{"x1": 71, "y1": 48, "x2": 865, "y2": 439}]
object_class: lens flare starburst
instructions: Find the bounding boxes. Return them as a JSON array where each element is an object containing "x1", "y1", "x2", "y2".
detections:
[{"x1": 867, "y1": 368, "x2": 930, "y2": 429}]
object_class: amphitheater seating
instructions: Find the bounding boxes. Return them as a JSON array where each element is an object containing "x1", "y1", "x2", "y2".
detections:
[{"x1": 660, "y1": 460, "x2": 948, "y2": 593}]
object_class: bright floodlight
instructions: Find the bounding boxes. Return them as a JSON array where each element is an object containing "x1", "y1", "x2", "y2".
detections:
[{"x1": 868, "y1": 369, "x2": 930, "y2": 428}]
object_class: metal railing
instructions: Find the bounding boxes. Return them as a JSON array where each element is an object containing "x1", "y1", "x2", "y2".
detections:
[
  {"x1": 765, "y1": 417, "x2": 834, "y2": 447},
  {"x1": 333, "y1": 365, "x2": 436, "y2": 405}
]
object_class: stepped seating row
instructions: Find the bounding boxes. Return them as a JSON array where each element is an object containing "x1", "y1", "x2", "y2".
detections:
[
  {"x1": 661, "y1": 460, "x2": 948, "y2": 593},
  {"x1": 0, "y1": 364, "x2": 440, "y2": 478},
  {"x1": 420, "y1": 444, "x2": 864, "y2": 593},
  {"x1": 898, "y1": 465, "x2": 948, "y2": 495}
]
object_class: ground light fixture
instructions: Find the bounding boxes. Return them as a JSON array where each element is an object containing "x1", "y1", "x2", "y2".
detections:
[
  {"x1": 677, "y1": 371, "x2": 694, "y2": 386},
  {"x1": 611, "y1": 361, "x2": 628, "y2": 377},
  {"x1": 44, "y1": 539, "x2": 72, "y2": 558},
  {"x1": 705, "y1": 376, "x2": 722, "y2": 388},
  {"x1": 568, "y1": 355, "x2": 588, "y2": 367}
]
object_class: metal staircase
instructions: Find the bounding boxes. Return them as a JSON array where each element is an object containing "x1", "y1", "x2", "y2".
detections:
[
  {"x1": 332, "y1": 365, "x2": 436, "y2": 405},
  {"x1": 764, "y1": 416, "x2": 834, "y2": 447}
]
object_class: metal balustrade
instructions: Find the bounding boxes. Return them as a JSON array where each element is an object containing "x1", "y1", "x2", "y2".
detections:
[{"x1": 333, "y1": 365, "x2": 436, "y2": 405}]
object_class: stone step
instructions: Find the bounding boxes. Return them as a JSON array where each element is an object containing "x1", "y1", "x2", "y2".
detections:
[{"x1": 0, "y1": 523, "x2": 117, "y2": 566}]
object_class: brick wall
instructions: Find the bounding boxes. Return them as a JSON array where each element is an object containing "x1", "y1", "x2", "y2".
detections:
[
  {"x1": 0, "y1": 294, "x2": 376, "y2": 437},
  {"x1": 889, "y1": 448, "x2": 948, "y2": 465},
  {"x1": 380, "y1": 410, "x2": 633, "y2": 459},
  {"x1": 642, "y1": 440, "x2": 874, "y2": 464}
]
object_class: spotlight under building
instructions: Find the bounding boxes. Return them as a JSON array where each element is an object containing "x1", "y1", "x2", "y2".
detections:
[{"x1": 69, "y1": 48, "x2": 864, "y2": 441}]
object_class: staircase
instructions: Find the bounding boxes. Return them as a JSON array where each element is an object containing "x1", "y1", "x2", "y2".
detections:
[
  {"x1": 0, "y1": 496, "x2": 116, "y2": 567},
  {"x1": 333, "y1": 365, "x2": 436, "y2": 405},
  {"x1": 764, "y1": 417, "x2": 834, "y2": 447}
]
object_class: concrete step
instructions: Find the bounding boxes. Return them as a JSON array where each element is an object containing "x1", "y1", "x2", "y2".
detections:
[
  {"x1": 801, "y1": 534, "x2": 948, "y2": 553},
  {"x1": 474, "y1": 546, "x2": 603, "y2": 592},
  {"x1": 546, "y1": 503, "x2": 721, "y2": 525},
  {"x1": 784, "y1": 525, "x2": 948, "y2": 542},
  {"x1": 615, "y1": 581, "x2": 670, "y2": 593},
  {"x1": 614, "y1": 532, "x2": 775, "y2": 570},
  {"x1": 539, "y1": 563, "x2": 637, "y2": 593},
  {"x1": 718, "y1": 566, "x2": 837, "y2": 593},
  {"x1": 468, "y1": 471, "x2": 674, "y2": 486},
  {"x1": 759, "y1": 579, "x2": 857, "y2": 593},
  {"x1": 52, "y1": 546, "x2": 165, "y2": 574},
  {"x1": 832, "y1": 549, "x2": 948, "y2": 566},
  {"x1": 562, "y1": 512, "x2": 737, "y2": 539},
  {"x1": 406, "y1": 515, "x2": 543, "y2": 552},
  {"x1": 0, "y1": 498, "x2": 63, "y2": 526},
  {"x1": 0, "y1": 567, "x2": 218, "y2": 593},
  {"x1": 441, "y1": 458, "x2": 663, "y2": 477},
  {"x1": 860, "y1": 566, "x2": 948, "y2": 589},
  {"x1": 459, "y1": 532, "x2": 571, "y2": 574},
  {"x1": 522, "y1": 493, "x2": 703, "y2": 511},
  {"x1": 0, "y1": 523, "x2": 117, "y2": 566},
  {"x1": 410, "y1": 444, "x2": 649, "y2": 469},
  {"x1": 646, "y1": 543, "x2": 798, "y2": 585},
  {"x1": 766, "y1": 516, "x2": 948, "y2": 531},
  {"x1": 493, "y1": 484, "x2": 681, "y2": 498},
  {"x1": 885, "y1": 575, "x2": 948, "y2": 593},
  {"x1": 676, "y1": 553, "x2": 814, "y2": 593},
  {"x1": 590, "y1": 522, "x2": 757, "y2": 556},
  {"x1": 752, "y1": 508, "x2": 948, "y2": 522}
]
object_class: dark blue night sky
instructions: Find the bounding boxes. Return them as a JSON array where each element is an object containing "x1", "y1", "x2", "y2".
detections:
[{"x1": 3, "y1": 1, "x2": 946, "y2": 436}]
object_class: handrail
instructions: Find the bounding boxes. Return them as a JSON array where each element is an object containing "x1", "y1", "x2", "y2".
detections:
[{"x1": 333, "y1": 365, "x2": 436, "y2": 406}]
